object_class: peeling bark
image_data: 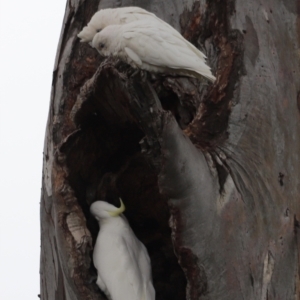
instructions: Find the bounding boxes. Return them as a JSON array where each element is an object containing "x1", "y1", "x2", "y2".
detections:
[{"x1": 41, "y1": 1, "x2": 300, "y2": 300}]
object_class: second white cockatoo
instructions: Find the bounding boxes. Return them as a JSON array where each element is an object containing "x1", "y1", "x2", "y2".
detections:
[
  {"x1": 78, "y1": 6, "x2": 215, "y2": 82},
  {"x1": 90, "y1": 199, "x2": 155, "y2": 300},
  {"x1": 91, "y1": 20, "x2": 216, "y2": 81}
]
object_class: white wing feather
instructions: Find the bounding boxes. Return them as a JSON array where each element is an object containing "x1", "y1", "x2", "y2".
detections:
[
  {"x1": 119, "y1": 21, "x2": 215, "y2": 81},
  {"x1": 124, "y1": 47, "x2": 143, "y2": 66},
  {"x1": 138, "y1": 244, "x2": 155, "y2": 300},
  {"x1": 94, "y1": 217, "x2": 154, "y2": 300}
]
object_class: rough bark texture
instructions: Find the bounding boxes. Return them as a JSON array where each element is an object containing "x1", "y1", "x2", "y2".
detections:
[{"x1": 40, "y1": 0, "x2": 300, "y2": 300}]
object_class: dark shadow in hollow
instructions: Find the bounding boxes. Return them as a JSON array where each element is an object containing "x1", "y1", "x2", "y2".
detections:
[{"x1": 61, "y1": 72, "x2": 187, "y2": 299}]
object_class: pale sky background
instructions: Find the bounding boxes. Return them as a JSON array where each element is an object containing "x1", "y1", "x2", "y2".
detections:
[{"x1": 0, "y1": 1, "x2": 67, "y2": 299}]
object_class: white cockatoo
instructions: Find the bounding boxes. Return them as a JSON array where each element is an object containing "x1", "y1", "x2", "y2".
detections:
[
  {"x1": 78, "y1": 7, "x2": 158, "y2": 43},
  {"x1": 90, "y1": 199, "x2": 155, "y2": 300},
  {"x1": 78, "y1": 6, "x2": 215, "y2": 81},
  {"x1": 91, "y1": 20, "x2": 216, "y2": 81}
]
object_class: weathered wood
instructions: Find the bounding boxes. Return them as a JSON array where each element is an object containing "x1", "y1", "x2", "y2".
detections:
[{"x1": 41, "y1": 1, "x2": 300, "y2": 300}]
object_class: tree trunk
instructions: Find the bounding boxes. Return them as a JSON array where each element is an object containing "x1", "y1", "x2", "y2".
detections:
[{"x1": 40, "y1": 1, "x2": 300, "y2": 299}]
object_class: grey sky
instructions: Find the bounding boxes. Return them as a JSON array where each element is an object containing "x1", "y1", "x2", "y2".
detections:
[{"x1": 0, "y1": 1, "x2": 66, "y2": 299}]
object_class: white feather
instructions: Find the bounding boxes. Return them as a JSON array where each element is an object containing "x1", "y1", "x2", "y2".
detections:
[
  {"x1": 78, "y1": 7, "x2": 156, "y2": 43},
  {"x1": 91, "y1": 20, "x2": 216, "y2": 81},
  {"x1": 90, "y1": 201, "x2": 155, "y2": 300}
]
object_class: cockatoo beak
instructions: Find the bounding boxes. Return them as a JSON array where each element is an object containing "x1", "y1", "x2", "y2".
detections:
[{"x1": 108, "y1": 198, "x2": 126, "y2": 217}]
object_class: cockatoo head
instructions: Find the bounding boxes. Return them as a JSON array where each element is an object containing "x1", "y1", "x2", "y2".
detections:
[
  {"x1": 77, "y1": 26, "x2": 96, "y2": 43},
  {"x1": 90, "y1": 199, "x2": 125, "y2": 221},
  {"x1": 91, "y1": 26, "x2": 117, "y2": 56},
  {"x1": 77, "y1": 9, "x2": 114, "y2": 43}
]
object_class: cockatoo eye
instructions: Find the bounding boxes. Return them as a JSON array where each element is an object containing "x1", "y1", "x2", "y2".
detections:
[
  {"x1": 99, "y1": 42, "x2": 105, "y2": 49},
  {"x1": 96, "y1": 29, "x2": 102, "y2": 32}
]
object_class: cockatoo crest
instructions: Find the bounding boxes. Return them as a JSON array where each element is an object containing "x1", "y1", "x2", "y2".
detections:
[{"x1": 108, "y1": 198, "x2": 125, "y2": 217}]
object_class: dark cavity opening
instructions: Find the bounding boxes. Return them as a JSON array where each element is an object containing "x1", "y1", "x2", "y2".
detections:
[{"x1": 62, "y1": 78, "x2": 187, "y2": 300}]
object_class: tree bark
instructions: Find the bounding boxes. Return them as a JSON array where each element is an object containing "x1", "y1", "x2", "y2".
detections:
[{"x1": 40, "y1": 1, "x2": 300, "y2": 300}]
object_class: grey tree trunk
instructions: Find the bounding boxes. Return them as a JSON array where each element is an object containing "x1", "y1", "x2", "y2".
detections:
[{"x1": 40, "y1": 0, "x2": 300, "y2": 299}]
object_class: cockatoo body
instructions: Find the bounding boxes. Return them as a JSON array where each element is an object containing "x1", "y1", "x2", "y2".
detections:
[
  {"x1": 91, "y1": 20, "x2": 215, "y2": 81},
  {"x1": 78, "y1": 7, "x2": 215, "y2": 81},
  {"x1": 90, "y1": 199, "x2": 155, "y2": 300}
]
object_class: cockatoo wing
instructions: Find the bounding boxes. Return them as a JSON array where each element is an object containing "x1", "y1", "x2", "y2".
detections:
[
  {"x1": 122, "y1": 10, "x2": 207, "y2": 61},
  {"x1": 121, "y1": 22, "x2": 215, "y2": 81},
  {"x1": 79, "y1": 6, "x2": 208, "y2": 66},
  {"x1": 137, "y1": 243, "x2": 152, "y2": 283},
  {"x1": 106, "y1": 7, "x2": 205, "y2": 62},
  {"x1": 121, "y1": 216, "x2": 155, "y2": 300},
  {"x1": 96, "y1": 275, "x2": 110, "y2": 298},
  {"x1": 124, "y1": 47, "x2": 143, "y2": 66},
  {"x1": 96, "y1": 224, "x2": 153, "y2": 300},
  {"x1": 112, "y1": 236, "x2": 143, "y2": 300},
  {"x1": 144, "y1": 280, "x2": 156, "y2": 300},
  {"x1": 138, "y1": 243, "x2": 155, "y2": 300},
  {"x1": 117, "y1": 7, "x2": 157, "y2": 23}
]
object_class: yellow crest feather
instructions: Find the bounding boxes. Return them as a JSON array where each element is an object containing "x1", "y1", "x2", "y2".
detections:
[{"x1": 108, "y1": 198, "x2": 125, "y2": 217}]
